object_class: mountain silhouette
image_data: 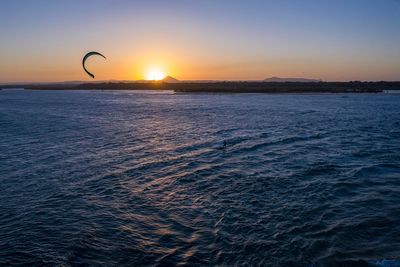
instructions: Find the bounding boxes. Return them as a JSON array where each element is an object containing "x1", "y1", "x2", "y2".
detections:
[
  {"x1": 264, "y1": 77, "x2": 322, "y2": 83},
  {"x1": 163, "y1": 76, "x2": 180, "y2": 83}
]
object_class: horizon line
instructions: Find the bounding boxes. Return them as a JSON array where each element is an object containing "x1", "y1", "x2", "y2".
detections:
[{"x1": 2, "y1": 79, "x2": 400, "y2": 85}]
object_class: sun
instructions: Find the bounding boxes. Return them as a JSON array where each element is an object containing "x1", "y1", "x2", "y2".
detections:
[{"x1": 146, "y1": 68, "x2": 166, "y2": 80}]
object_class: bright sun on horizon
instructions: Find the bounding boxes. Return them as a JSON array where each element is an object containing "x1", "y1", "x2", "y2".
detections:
[{"x1": 146, "y1": 68, "x2": 166, "y2": 81}]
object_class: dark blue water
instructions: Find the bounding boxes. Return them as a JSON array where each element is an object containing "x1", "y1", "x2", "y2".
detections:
[{"x1": 1, "y1": 90, "x2": 400, "y2": 266}]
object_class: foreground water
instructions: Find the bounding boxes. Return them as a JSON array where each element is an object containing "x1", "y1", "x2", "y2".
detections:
[{"x1": 1, "y1": 90, "x2": 400, "y2": 266}]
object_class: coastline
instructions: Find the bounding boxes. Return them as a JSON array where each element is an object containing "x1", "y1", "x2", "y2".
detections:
[{"x1": 2, "y1": 81, "x2": 399, "y2": 93}]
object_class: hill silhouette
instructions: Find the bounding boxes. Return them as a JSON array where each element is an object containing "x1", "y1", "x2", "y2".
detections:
[
  {"x1": 162, "y1": 76, "x2": 180, "y2": 83},
  {"x1": 264, "y1": 77, "x2": 322, "y2": 83}
]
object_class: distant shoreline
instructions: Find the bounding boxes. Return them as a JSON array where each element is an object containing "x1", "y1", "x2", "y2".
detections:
[{"x1": 2, "y1": 81, "x2": 400, "y2": 93}]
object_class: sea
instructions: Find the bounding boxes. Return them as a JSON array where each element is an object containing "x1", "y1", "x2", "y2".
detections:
[{"x1": 1, "y1": 90, "x2": 400, "y2": 266}]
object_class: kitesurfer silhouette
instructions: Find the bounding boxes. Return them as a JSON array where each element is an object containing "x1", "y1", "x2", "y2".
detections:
[{"x1": 217, "y1": 140, "x2": 227, "y2": 150}]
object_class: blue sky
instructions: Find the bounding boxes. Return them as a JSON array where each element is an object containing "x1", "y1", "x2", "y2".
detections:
[{"x1": 0, "y1": 0, "x2": 399, "y2": 82}]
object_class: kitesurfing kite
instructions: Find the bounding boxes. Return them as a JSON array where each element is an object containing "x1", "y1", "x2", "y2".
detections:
[{"x1": 82, "y1": 51, "x2": 106, "y2": 79}]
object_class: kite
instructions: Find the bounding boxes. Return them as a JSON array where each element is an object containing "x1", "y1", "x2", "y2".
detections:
[{"x1": 82, "y1": 51, "x2": 106, "y2": 79}]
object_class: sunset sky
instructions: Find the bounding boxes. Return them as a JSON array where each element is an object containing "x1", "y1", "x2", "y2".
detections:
[{"x1": 1, "y1": 0, "x2": 399, "y2": 83}]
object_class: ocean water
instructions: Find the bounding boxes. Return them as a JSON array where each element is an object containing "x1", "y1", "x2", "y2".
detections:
[{"x1": 1, "y1": 90, "x2": 400, "y2": 266}]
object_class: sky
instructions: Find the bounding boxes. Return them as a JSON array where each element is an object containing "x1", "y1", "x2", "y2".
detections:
[{"x1": 0, "y1": 0, "x2": 399, "y2": 83}]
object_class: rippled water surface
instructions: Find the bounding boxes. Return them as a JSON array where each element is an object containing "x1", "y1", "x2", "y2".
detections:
[{"x1": 1, "y1": 90, "x2": 400, "y2": 266}]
